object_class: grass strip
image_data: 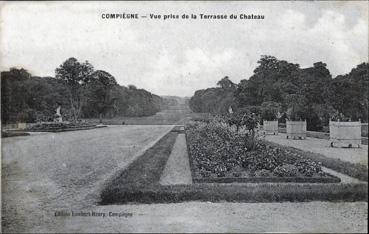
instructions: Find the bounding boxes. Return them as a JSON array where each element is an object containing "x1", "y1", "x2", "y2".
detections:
[
  {"x1": 100, "y1": 182, "x2": 368, "y2": 204},
  {"x1": 185, "y1": 132, "x2": 197, "y2": 182},
  {"x1": 265, "y1": 140, "x2": 368, "y2": 181},
  {"x1": 102, "y1": 131, "x2": 178, "y2": 189}
]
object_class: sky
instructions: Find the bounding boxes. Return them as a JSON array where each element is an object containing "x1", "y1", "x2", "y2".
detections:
[{"x1": 1, "y1": 1, "x2": 368, "y2": 97}]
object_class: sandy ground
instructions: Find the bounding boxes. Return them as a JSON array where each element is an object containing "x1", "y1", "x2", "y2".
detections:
[
  {"x1": 160, "y1": 134, "x2": 192, "y2": 185},
  {"x1": 1, "y1": 125, "x2": 173, "y2": 232},
  {"x1": 2, "y1": 126, "x2": 368, "y2": 232},
  {"x1": 264, "y1": 133, "x2": 368, "y2": 166}
]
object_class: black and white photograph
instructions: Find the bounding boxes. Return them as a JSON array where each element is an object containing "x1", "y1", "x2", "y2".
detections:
[{"x1": 1, "y1": 1, "x2": 368, "y2": 233}]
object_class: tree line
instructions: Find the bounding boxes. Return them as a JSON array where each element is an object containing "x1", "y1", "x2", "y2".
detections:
[
  {"x1": 189, "y1": 55, "x2": 368, "y2": 131},
  {"x1": 1, "y1": 57, "x2": 164, "y2": 124}
]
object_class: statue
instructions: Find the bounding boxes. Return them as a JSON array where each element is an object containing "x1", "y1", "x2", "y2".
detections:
[
  {"x1": 228, "y1": 106, "x2": 233, "y2": 114},
  {"x1": 54, "y1": 105, "x2": 63, "y2": 122}
]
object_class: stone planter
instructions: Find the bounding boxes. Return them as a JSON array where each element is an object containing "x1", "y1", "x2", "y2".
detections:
[
  {"x1": 17, "y1": 123, "x2": 27, "y2": 130},
  {"x1": 329, "y1": 121, "x2": 361, "y2": 148},
  {"x1": 286, "y1": 120, "x2": 306, "y2": 139},
  {"x1": 262, "y1": 120, "x2": 278, "y2": 135}
]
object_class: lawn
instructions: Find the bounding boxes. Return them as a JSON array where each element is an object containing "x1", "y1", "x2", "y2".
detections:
[{"x1": 85, "y1": 109, "x2": 213, "y2": 125}]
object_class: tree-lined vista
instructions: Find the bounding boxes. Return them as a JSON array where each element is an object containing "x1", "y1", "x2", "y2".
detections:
[
  {"x1": 190, "y1": 55, "x2": 368, "y2": 131},
  {"x1": 1, "y1": 57, "x2": 163, "y2": 124},
  {"x1": 2, "y1": 55, "x2": 368, "y2": 130}
]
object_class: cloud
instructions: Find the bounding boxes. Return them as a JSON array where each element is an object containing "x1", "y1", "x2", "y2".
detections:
[
  {"x1": 139, "y1": 48, "x2": 236, "y2": 96},
  {"x1": 1, "y1": 1, "x2": 368, "y2": 96}
]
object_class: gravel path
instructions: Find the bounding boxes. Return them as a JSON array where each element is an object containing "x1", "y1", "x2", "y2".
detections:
[
  {"x1": 159, "y1": 134, "x2": 192, "y2": 185},
  {"x1": 59, "y1": 202, "x2": 367, "y2": 233},
  {"x1": 264, "y1": 133, "x2": 368, "y2": 166},
  {"x1": 1, "y1": 125, "x2": 173, "y2": 232},
  {"x1": 322, "y1": 167, "x2": 365, "y2": 184}
]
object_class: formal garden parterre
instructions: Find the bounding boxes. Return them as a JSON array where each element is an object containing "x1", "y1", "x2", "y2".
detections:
[{"x1": 100, "y1": 117, "x2": 368, "y2": 204}]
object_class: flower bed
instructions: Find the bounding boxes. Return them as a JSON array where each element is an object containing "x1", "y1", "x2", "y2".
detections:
[
  {"x1": 24, "y1": 122, "x2": 104, "y2": 132},
  {"x1": 185, "y1": 121, "x2": 340, "y2": 183}
]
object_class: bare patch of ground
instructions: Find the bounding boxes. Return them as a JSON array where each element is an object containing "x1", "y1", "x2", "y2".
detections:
[{"x1": 60, "y1": 202, "x2": 367, "y2": 233}]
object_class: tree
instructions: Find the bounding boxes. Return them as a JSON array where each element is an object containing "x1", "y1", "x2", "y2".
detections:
[
  {"x1": 189, "y1": 77, "x2": 236, "y2": 114},
  {"x1": 299, "y1": 62, "x2": 332, "y2": 105},
  {"x1": 55, "y1": 57, "x2": 94, "y2": 121},
  {"x1": 235, "y1": 55, "x2": 300, "y2": 108},
  {"x1": 327, "y1": 63, "x2": 368, "y2": 121},
  {"x1": 1, "y1": 68, "x2": 32, "y2": 123},
  {"x1": 6, "y1": 67, "x2": 32, "y2": 80},
  {"x1": 260, "y1": 101, "x2": 281, "y2": 121},
  {"x1": 235, "y1": 79, "x2": 261, "y2": 106},
  {"x1": 1, "y1": 68, "x2": 71, "y2": 123},
  {"x1": 128, "y1": 84, "x2": 137, "y2": 90},
  {"x1": 1, "y1": 60, "x2": 164, "y2": 124},
  {"x1": 84, "y1": 70, "x2": 118, "y2": 122},
  {"x1": 285, "y1": 94, "x2": 307, "y2": 121},
  {"x1": 217, "y1": 76, "x2": 236, "y2": 89}
]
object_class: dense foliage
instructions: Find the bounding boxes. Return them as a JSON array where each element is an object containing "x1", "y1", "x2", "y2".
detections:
[
  {"x1": 1, "y1": 58, "x2": 164, "y2": 123},
  {"x1": 260, "y1": 101, "x2": 281, "y2": 121},
  {"x1": 189, "y1": 76, "x2": 236, "y2": 113},
  {"x1": 186, "y1": 120, "x2": 325, "y2": 178},
  {"x1": 327, "y1": 63, "x2": 369, "y2": 122},
  {"x1": 189, "y1": 55, "x2": 368, "y2": 131}
]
